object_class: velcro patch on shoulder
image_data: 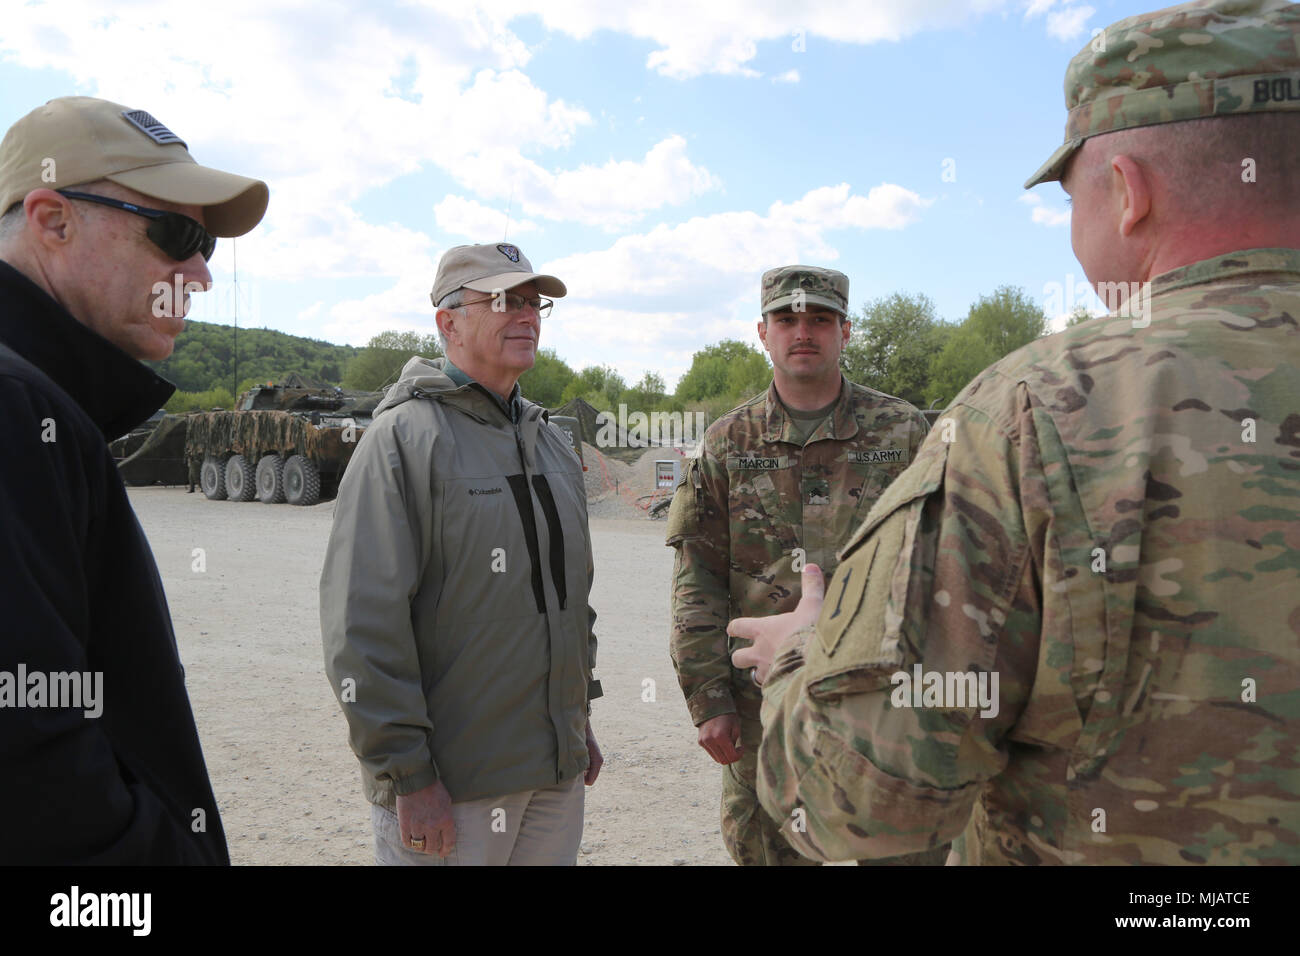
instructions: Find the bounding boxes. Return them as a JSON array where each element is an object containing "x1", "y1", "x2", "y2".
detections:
[
  {"x1": 804, "y1": 438, "x2": 950, "y2": 699},
  {"x1": 665, "y1": 458, "x2": 703, "y2": 544},
  {"x1": 814, "y1": 512, "x2": 907, "y2": 665}
]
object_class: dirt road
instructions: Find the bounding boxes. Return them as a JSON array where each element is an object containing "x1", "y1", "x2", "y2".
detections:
[{"x1": 130, "y1": 487, "x2": 732, "y2": 865}]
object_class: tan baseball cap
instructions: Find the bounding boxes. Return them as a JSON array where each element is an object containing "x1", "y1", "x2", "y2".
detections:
[
  {"x1": 431, "y1": 242, "x2": 566, "y2": 307},
  {"x1": 0, "y1": 96, "x2": 268, "y2": 236}
]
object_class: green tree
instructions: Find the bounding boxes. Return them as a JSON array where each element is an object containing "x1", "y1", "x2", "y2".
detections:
[
  {"x1": 148, "y1": 320, "x2": 359, "y2": 391},
  {"x1": 841, "y1": 292, "x2": 951, "y2": 406},
  {"x1": 623, "y1": 371, "x2": 667, "y2": 411},
  {"x1": 675, "y1": 339, "x2": 770, "y2": 405},
  {"x1": 560, "y1": 364, "x2": 627, "y2": 413},
  {"x1": 926, "y1": 286, "x2": 1047, "y2": 407},
  {"x1": 724, "y1": 351, "x2": 771, "y2": 403},
  {"x1": 519, "y1": 348, "x2": 576, "y2": 407},
  {"x1": 1065, "y1": 304, "x2": 1094, "y2": 327},
  {"x1": 343, "y1": 330, "x2": 442, "y2": 391},
  {"x1": 164, "y1": 386, "x2": 235, "y2": 413}
]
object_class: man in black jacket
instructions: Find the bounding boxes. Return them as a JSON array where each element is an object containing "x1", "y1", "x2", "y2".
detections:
[{"x1": 0, "y1": 97, "x2": 267, "y2": 863}]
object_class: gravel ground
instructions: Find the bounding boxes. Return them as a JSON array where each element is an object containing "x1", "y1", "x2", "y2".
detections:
[{"x1": 129, "y1": 487, "x2": 732, "y2": 866}]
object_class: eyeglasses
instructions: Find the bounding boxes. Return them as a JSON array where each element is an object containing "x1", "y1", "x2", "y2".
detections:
[
  {"x1": 57, "y1": 190, "x2": 217, "y2": 262},
  {"x1": 459, "y1": 292, "x2": 553, "y2": 318}
]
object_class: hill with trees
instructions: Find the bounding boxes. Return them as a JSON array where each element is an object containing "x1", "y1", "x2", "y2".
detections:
[{"x1": 147, "y1": 320, "x2": 359, "y2": 396}]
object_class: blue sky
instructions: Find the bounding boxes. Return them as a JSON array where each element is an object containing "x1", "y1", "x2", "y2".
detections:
[{"x1": 0, "y1": 0, "x2": 1133, "y2": 387}]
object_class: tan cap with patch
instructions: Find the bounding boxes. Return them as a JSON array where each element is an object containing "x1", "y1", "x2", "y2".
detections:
[
  {"x1": 431, "y1": 242, "x2": 567, "y2": 307},
  {"x1": 0, "y1": 96, "x2": 268, "y2": 236}
]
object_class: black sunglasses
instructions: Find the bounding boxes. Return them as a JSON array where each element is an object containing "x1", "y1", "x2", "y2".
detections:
[{"x1": 57, "y1": 190, "x2": 217, "y2": 262}]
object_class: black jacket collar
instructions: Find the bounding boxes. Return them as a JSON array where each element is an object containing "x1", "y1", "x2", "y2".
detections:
[{"x1": 0, "y1": 259, "x2": 175, "y2": 439}]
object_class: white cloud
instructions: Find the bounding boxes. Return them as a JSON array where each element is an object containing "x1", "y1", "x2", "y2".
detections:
[
  {"x1": 0, "y1": 2, "x2": 1068, "y2": 380},
  {"x1": 446, "y1": 134, "x2": 718, "y2": 229},
  {"x1": 435, "y1": 195, "x2": 537, "y2": 238},
  {"x1": 535, "y1": 182, "x2": 930, "y2": 380},
  {"x1": 321, "y1": 267, "x2": 443, "y2": 348},
  {"x1": 1020, "y1": 193, "x2": 1071, "y2": 227},
  {"x1": 771, "y1": 183, "x2": 933, "y2": 231},
  {"x1": 1046, "y1": 5, "x2": 1095, "y2": 41},
  {"x1": 0, "y1": 2, "x2": 716, "y2": 282},
  {"x1": 1022, "y1": 0, "x2": 1095, "y2": 42},
  {"x1": 545, "y1": 182, "x2": 928, "y2": 301},
  {"x1": 493, "y1": 0, "x2": 1021, "y2": 79},
  {"x1": 316, "y1": 180, "x2": 928, "y2": 375}
]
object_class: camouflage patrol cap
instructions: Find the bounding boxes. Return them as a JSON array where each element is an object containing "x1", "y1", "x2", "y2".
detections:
[
  {"x1": 1025, "y1": 0, "x2": 1300, "y2": 188},
  {"x1": 760, "y1": 265, "x2": 849, "y2": 316}
]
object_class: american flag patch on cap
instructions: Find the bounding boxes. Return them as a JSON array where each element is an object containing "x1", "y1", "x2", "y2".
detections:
[{"x1": 120, "y1": 109, "x2": 187, "y2": 148}]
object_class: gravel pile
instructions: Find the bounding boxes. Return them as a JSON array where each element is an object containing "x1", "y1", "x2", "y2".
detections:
[{"x1": 579, "y1": 443, "x2": 689, "y2": 519}]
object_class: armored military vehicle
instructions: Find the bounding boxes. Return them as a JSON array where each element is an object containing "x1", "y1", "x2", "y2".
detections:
[
  {"x1": 110, "y1": 408, "x2": 167, "y2": 462},
  {"x1": 188, "y1": 377, "x2": 383, "y2": 505},
  {"x1": 117, "y1": 412, "x2": 190, "y2": 486}
]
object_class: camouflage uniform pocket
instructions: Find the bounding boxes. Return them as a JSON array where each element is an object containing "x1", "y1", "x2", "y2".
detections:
[
  {"x1": 665, "y1": 458, "x2": 703, "y2": 545},
  {"x1": 725, "y1": 469, "x2": 800, "y2": 570}
]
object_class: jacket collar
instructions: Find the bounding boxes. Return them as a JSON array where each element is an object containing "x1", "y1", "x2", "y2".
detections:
[
  {"x1": 441, "y1": 356, "x2": 523, "y2": 424},
  {"x1": 0, "y1": 258, "x2": 175, "y2": 440},
  {"x1": 762, "y1": 375, "x2": 858, "y2": 444},
  {"x1": 1151, "y1": 247, "x2": 1300, "y2": 297}
]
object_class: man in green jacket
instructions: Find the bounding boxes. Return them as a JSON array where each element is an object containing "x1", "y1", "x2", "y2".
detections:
[{"x1": 321, "y1": 242, "x2": 602, "y2": 865}]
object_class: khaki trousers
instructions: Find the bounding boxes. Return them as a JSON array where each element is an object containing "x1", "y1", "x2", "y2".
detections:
[{"x1": 372, "y1": 775, "x2": 585, "y2": 866}]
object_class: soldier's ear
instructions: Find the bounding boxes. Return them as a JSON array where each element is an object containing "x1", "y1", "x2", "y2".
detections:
[{"x1": 1111, "y1": 153, "x2": 1151, "y2": 238}]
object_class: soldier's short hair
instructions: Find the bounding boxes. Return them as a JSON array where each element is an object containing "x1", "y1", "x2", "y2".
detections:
[{"x1": 0, "y1": 201, "x2": 23, "y2": 242}]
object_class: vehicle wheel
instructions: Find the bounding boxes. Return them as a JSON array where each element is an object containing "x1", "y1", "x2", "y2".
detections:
[
  {"x1": 225, "y1": 454, "x2": 256, "y2": 501},
  {"x1": 283, "y1": 455, "x2": 320, "y2": 506},
  {"x1": 256, "y1": 455, "x2": 285, "y2": 504},
  {"x1": 200, "y1": 456, "x2": 229, "y2": 500}
]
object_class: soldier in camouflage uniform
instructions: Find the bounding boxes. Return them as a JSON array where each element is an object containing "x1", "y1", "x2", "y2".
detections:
[
  {"x1": 733, "y1": 0, "x2": 1300, "y2": 865},
  {"x1": 666, "y1": 266, "x2": 934, "y2": 865}
]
